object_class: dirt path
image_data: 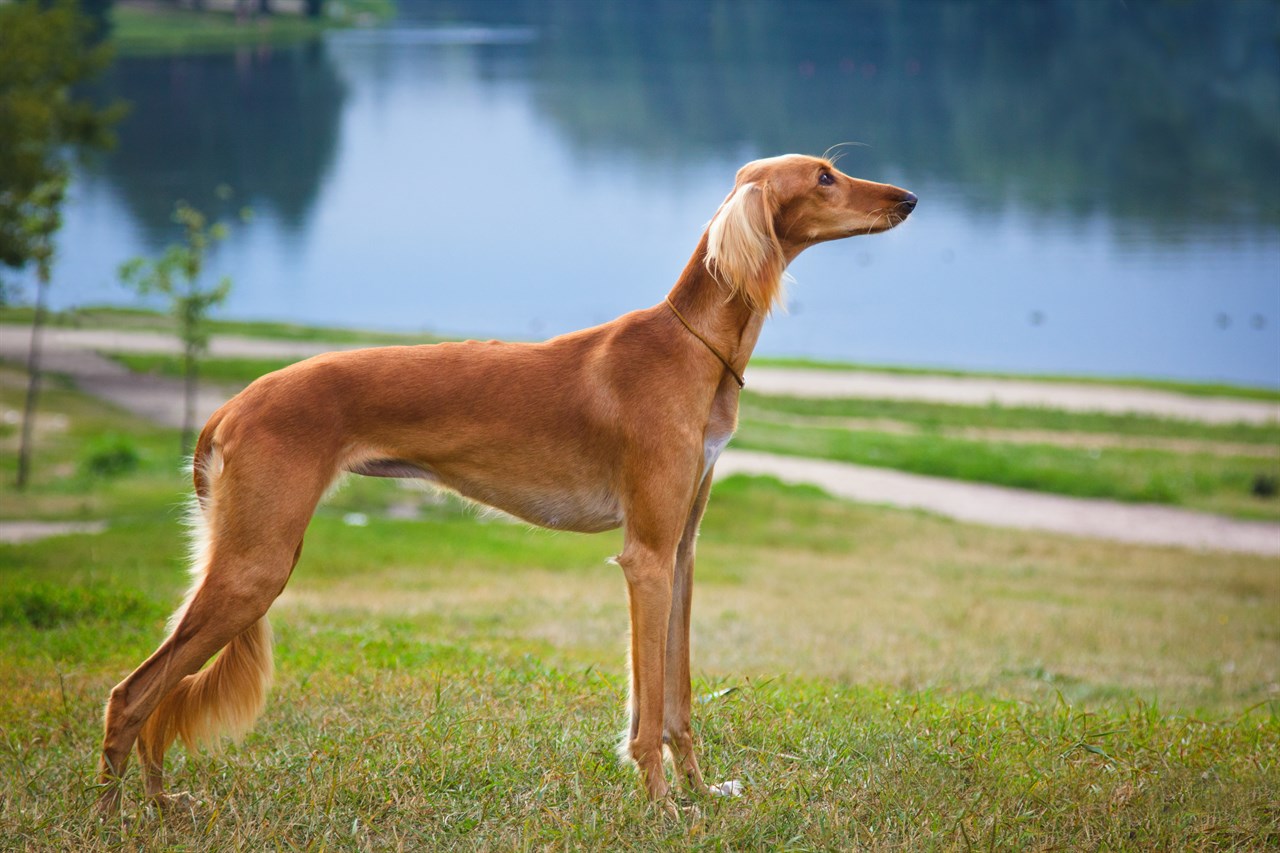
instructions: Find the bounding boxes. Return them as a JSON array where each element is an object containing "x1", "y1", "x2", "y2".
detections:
[
  {"x1": 0, "y1": 520, "x2": 107, "y2": 544},
  {"x1": 740, "y1": 407, "x2": 1280, "y2": 458},
  {"x1": 747, "y1": 367, "x2": 1280, "y2": 425},
  {"x1": 2, "y1": 323, "x2": 1278, "y2": 555},
  {"x1": 716, "y1": 451, "x2": 1279, "y2": 556}
]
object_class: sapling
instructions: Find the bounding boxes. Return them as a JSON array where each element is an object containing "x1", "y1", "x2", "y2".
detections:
[{"x1": 120, "y1": 197, "x2": 251, "y2": 455}]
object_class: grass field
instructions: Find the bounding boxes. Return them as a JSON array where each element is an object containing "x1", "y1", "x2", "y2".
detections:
[{"x1": 1, "y1": 369, "x2": 1278, "y2": 848}]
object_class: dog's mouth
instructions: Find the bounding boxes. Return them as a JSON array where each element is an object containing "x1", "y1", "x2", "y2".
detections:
[
  {"x1": 848, "y1": 194, "x2": 917, "y2": 236},
  {"x1": 854, "y1": 215, "x2": 907, "y2": 235}
]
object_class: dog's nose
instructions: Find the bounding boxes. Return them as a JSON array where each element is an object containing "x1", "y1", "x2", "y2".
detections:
[{"x1": 897, "y1": 192, "x2": 918, "y2": 213}]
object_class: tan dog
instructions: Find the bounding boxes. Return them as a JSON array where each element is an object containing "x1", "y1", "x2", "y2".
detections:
[{"x1": 96, "y1": 154, "x2": 916, "y2": 814}]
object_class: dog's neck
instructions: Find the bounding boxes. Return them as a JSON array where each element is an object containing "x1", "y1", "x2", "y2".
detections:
[{"x1": 665, "y1": 233, "x2": 774, "y2": 385}]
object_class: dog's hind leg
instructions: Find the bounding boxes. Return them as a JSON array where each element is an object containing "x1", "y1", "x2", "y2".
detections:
[
  {"x1": 135, "y1": 536, "x2": 307, "y2": 807},
  {"x1": 97, "y1": 446, "x2": 329, "y2": 816},
  {"x1": 97, "y1": 562, "x2": 288, "y2": 814}
]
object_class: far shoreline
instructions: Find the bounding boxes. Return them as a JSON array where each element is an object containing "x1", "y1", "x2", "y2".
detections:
[{"x1": 109, "y1": 0, "x2": 394, "y2": 56}]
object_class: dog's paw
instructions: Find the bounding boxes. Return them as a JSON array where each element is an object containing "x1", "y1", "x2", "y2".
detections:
[
  {"x1": 148, "y1": 791, "x2": 202, "y2": 813},
  {"x1": 646, "y1": 795, "x2": 681, "y2": 820},
  {"x1": 709, "y1": 779, "x2": 743, "y2": 798}
]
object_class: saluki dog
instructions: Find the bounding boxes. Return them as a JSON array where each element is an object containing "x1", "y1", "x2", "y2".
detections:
[{"x1": 96, "y1": 154, "x2": 916, "y2": 815}]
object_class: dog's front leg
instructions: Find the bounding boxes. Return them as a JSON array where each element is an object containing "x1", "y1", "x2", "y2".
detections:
[
  {"x1": 617, "y1": 534, "x2": 679, "y2": 805},
  {"x1": 662, "y1": 471, "x2": 714, "y2": 796}
]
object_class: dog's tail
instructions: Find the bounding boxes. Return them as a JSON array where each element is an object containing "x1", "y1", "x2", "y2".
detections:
[{"x1": 136, "y1": 431, "x2": 274, "y2": 760}]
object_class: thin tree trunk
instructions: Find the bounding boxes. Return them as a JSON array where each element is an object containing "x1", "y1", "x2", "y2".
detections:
[
  {"x1": 183, "y1": 342, "x2": 198, "y2": 457},
  {"x1": 16, "y1": 271, "x2": 50, "y2": 489}
]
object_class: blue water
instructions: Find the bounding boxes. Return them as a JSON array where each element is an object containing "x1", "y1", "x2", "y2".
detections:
[{"x1": 27, "y1": 0, "x2": 1280, "y2": 386}]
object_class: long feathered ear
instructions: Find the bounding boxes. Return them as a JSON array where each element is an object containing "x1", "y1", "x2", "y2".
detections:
[{"x1": 704, "y1": 182, "x2": 786, "y2": 314}]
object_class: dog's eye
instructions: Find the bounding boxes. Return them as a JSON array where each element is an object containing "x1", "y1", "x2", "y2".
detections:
[{"x1": 818, "y1": 172, "x2": 835, "y2": 186}]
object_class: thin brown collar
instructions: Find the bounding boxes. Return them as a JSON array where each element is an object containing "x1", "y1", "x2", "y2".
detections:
[{"x1": 665, "y1": 297, "x2": 745, "y2": 389}]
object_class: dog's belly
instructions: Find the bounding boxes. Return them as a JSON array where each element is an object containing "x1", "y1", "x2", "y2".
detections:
[
  {"x1": 488, "y1": 487, "x2": 624, "y2": 534},
  {"x1": 347, "y1": 457, "x2": 623, "y2": 533}
]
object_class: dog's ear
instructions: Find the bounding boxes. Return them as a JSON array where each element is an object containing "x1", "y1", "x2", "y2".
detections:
[{"x1": 705, "y1": 182, "x2": 785, "y2": 314}]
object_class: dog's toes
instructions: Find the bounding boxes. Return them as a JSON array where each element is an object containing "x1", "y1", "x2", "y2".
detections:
[
  {"x1": 679, "y1": 802, "x2": 704, "y2": 820},
  {"x1": 148, "y1": 791, "x2": 202, "y2": 813},
  {"x1": 648, "y1": 796, "x2": 682, "y2": 820},
  {"x1": 709, "y1": 779, "x2": 743, "y2": 798}
]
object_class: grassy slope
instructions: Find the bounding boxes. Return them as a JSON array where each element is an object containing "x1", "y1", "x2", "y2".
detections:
[{"x1": 1, "y1": 379, "x2": 1277, "y2": 848}]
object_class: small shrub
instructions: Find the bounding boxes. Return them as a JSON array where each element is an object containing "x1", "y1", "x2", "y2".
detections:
[
  {"x1": 0, "y1": 584, "x2": 162, "y2": 629},
  {"x1": 79, "y1": 432, "x2": 141, "y2": 478},
  {"x1": 1252, "y1": 473, "x2": 1278, "y2": 498}
]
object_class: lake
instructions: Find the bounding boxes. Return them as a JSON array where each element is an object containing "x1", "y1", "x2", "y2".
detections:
[{"x1": 31, "y1": 0, "x2": 1280, "y2": 386}]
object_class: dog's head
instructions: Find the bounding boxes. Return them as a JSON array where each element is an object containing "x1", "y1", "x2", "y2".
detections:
[{"x1": 706, "y1": 154, "x2": 916, "y2": 313}]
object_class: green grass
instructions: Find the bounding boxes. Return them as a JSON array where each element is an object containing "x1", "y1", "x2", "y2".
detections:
[
  {"x1": 110, "y1": 352, "x2": 307, "y2": 385},
  {"x1": 0, "y1": 369, "x2": 192, "y2": 523},
  {"x1": 2, "y1": 639, "x2": 1275, "y2": 849},
  {"x1": 109, "y1": 0, "x2": 394, "y2": 56},
  {"x1": 112, "y1": 5, "x2": 328, "y2": 54},
  {"x1": 2, "y1": 380, "x2": 1278, "y2": 847},
  {"x1": 2, "y1": 484, "x2": 1277, "y2": 847}
]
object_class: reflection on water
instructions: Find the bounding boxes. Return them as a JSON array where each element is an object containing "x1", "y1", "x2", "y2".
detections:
[
  {"x1": 101, "y1": 41, "x2": 346, "y2": 242},
  {"x1": 40, "y1": 0, "x2": 1280, "y2": 385}
]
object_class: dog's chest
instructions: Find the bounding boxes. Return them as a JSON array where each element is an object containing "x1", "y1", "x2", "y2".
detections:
[{"x1": 702, "y1": 392, "x2": 739, "y2": 475}]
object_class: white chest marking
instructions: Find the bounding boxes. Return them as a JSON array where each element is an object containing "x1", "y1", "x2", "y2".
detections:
[{"x1": 703, "y1": 432, "x2": 732, "y2": 473}]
